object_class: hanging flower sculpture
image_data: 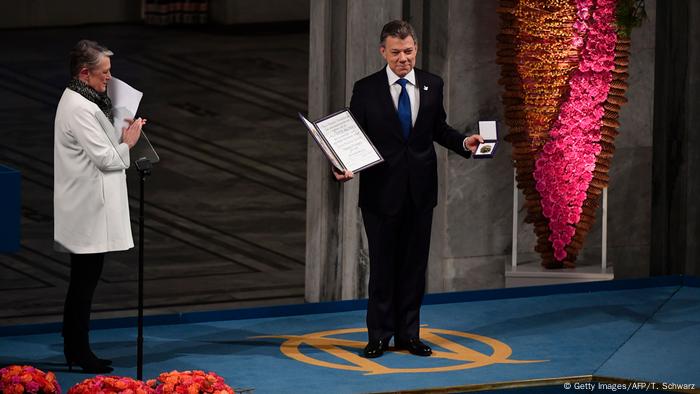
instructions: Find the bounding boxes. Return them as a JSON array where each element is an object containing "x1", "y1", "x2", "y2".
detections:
[
  {"x1": 0, "y1": 365, "x2": 62, "y2": 394},
  {"x1": 497, "y1": 0, "x2": 642, "y2": 268}
]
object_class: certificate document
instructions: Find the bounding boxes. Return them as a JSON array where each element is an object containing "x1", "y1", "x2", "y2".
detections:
[{"x1": 299, "y1": 109, "x2": 383, "y2": 173}]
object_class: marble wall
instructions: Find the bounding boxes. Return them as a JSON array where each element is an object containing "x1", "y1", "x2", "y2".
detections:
[
  {"x1": 421, "y1": 0, "x2": 509, "y2": 292},
  {"x1": 599, "y1": 0, "x2": 656, "y2": 278}
]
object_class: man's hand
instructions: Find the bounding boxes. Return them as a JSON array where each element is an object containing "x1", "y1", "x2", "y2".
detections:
[
  {"x1": 333, "y1": 167, "x2": 354, "y2": 182},
  {"x1": 464, "y1": 134, "x2": 485, "y2": 154},
  {"x1": 122, "y1": 117, "x2": 146, "y2": 149}
]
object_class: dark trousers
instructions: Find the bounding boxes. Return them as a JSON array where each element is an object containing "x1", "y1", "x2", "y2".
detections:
[
  {"x1": 362, "y1": 200, "x2": 433, "y2": 343},
  {"x1": 62, "y1": 253, "x2": 105, "y2": 343}
]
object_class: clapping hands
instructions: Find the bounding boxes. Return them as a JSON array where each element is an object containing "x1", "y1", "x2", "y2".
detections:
[{"x1": 122, "y1": 117, "x2": 146, "y2": 149}]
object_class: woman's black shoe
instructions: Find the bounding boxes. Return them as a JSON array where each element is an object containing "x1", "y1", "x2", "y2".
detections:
[
  {"x1": 65, "y1": 354, "x2": 114, "y2": 373},
  {"x1": 88, "y1": 349, "x2": 113, "y2": 366},
  {"x1": 64, "y1": 344, "x2": 113, "y2": 373}
]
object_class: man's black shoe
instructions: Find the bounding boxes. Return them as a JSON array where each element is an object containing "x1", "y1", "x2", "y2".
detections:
[
  {"x1": 395, "y1": 338, "x2": 432, "y2": 356},
  {"x1": 362, "y1": 339, "x2": 388, "y2": 358}
]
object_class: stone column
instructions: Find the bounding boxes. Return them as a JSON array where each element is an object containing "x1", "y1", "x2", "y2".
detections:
[
  {"x1": 421, "y1": 0, "x2": 507, "y2": 292},
  {"x1": 306, "y1": 0, "x2": 402, "y2": 302},
  {"x1": 600, "y1": 0, "x2": 656, "y2": 278}
]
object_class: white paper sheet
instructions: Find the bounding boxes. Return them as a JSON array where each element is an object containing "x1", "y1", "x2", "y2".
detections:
[{"x1": 107, "y1": 77, "x2": 143, "y2": 130}]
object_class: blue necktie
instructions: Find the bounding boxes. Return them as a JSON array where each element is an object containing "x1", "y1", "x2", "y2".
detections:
[{"x1": 396, "y1": 78, "x2": 412, "y2": 139}]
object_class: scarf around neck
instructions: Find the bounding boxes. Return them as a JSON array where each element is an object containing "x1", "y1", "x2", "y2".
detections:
[{"x1": 67, "y1": 78, "x2": 113, "y2": 123}]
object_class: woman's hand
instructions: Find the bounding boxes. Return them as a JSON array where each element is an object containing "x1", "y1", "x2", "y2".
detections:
[{"x1": 122, "y1": 117, "x2": 146, "y2": 148}]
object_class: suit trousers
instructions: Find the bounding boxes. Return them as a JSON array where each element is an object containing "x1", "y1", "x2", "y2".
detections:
[
  {"x1": 362, "y1": 199, "x2": 433, "y2": 343},
  {"x1": 62, "y1": 253, "x2": 105, "y2": 342}
]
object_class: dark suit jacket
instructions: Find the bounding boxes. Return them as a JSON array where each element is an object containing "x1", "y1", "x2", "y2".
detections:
[{"x1": 349, "y1": 67, "x2": 471, "y2": 215}]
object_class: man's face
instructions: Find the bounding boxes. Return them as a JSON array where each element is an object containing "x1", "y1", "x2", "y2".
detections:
[
  {"x1": 380, "y1": 35, "x2": 418, "y2": 77},
  {"x1": 83, "y1": 56, "x2": 111, "y2": 93}
]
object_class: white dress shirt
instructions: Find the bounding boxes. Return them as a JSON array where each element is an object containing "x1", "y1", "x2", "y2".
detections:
[
  {"x1": 386, "y1": 65, "x2": 419, "y2": 126},
  {"x1": 385, "y1": 65, "x2": 470, "y2": 151}
]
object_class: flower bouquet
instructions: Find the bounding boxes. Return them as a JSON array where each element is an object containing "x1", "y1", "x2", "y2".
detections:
[
  {"x1": 147, "y1": 370, "x2": 235, "y2": 394},
  {"x1": 0, "y1": 365, "x2": 62, "y2": 394},
  {"x1": 68, "y1": 376, "x2": 155, "y2": 394}
]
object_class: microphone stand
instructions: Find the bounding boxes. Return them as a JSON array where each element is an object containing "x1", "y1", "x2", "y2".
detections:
[{"x1": 134, "y1": 157, "x2": 152, "y2": 380}]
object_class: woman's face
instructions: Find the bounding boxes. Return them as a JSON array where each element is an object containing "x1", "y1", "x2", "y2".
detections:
[{"x1": 85, "y1": 56, "x2": 111, "y2": 93}]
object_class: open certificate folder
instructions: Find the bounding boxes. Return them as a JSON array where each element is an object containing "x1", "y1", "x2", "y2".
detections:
[{"x1": 299, "y1": 109, "x2": 383, "y2": 173}]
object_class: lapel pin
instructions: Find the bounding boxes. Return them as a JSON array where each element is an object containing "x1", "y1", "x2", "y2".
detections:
[{"x1": 423, "y1": 86, "x2": 429, "y2": 91}]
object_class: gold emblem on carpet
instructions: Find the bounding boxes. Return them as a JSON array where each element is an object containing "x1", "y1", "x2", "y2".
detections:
[{"x1": 252, "y1": 326, "x2": 546, "y2": 375}]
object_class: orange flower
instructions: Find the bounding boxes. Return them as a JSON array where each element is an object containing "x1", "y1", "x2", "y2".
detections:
[
  {"x1": 1, "y1": 365, "x2": 61, "y2": 394},
  {"x1": 148, "y1": 370, "x2": 235, "y2": 394}
]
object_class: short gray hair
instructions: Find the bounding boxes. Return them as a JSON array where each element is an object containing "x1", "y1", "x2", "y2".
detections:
[
  {"x1": 380, "y1": 20, "x2": 417, "y2": 46},
  {"x1": 69, "y1": 39, "x2": 113, "y2": 77}
]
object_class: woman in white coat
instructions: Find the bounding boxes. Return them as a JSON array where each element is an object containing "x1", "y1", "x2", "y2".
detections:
[{"x1": 54, "y1": 40, "x2": 145, "y2": 373}]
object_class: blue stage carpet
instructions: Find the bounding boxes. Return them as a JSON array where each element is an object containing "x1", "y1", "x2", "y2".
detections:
[{"x1": 1, "y1": 279, "x2": 699, "y2": 393}]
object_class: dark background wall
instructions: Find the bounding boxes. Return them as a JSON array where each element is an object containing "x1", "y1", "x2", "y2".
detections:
[
  {"x1": 651, "y1": 0, "x2": 700, "y2": 277},
  {"x1": 0, "y1": 0, "x2": 142, "y2": 28},
  {"x1": 0, "y1": 0, "x2": 310, "y2": 28}
]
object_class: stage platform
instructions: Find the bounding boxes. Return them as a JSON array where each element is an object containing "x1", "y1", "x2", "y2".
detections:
[{"x1": 1, "y1": 276, "x2": 699, "y2": 393}]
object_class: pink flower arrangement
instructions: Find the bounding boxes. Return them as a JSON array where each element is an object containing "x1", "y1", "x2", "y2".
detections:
[
  {"x1": 68, "y1": 376, "x2": 155, "y2": 394},
  {"x1": 533, "y1": 0, "x2": 617, "y2": 261},
  {"x1": 0, "y1": 365, "x2": 62, "y2": 394},
  {"x1": 147, "y1": 370, "x2": 235, "y2": 394}
]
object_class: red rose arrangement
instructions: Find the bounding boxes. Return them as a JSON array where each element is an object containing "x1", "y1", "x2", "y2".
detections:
[
  {"x1": 147, "y1": 370, "x2": 235, "y2": 394},
  {"x1": 68, "y1": 376, "x2": 155, "y2": 394},
  {"x1": 0, "y1": 365, "x2": 62, "y2": 394},
  {"x1": 533, "y1": 0, "x2": 617, "y2": 262}
]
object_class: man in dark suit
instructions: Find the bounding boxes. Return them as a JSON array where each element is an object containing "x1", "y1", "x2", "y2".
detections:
[{"x1": 334, "y1": 20, "x2": 483, "y2": 358}]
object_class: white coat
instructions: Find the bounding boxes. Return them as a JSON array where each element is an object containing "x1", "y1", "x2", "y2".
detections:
[{"x1": 54, "y1": 88, "x2": 134, "y2": 254}]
